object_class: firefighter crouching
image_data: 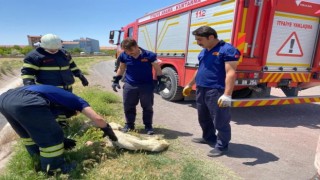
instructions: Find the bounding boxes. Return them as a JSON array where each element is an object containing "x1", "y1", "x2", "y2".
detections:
[
  {"x1": 21, "y1": 33, "x2": 89, "y2": 92},
  {"x1": 0, "y1": 85, "x2": 117, "y2": 174}
]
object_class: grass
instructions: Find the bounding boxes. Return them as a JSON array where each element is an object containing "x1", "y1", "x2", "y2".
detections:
[
  {"x1": 0, "y1": 56, "x2": 240, "y2": 180},
  {"x1": 0, "y1": 58, "x2": 23, "y2": 78}
]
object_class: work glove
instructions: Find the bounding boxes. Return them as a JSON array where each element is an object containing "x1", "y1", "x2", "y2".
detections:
[
  {"x1": 156, "y1": 75, "x2": 167, "y2": 92},
  {"x1": 79, "y1": 74, "x2": 89, "y2": 86},
  {"x1": 217, "y1": 94, "x2": 232, "y2": 107},
  {"x1": 112, "y1": 75, "x2": 122, "y2": 92},
  {"x1": 101, "y1": 124, "x2": 118, "y2": 141},
  {"x1": 64, "y1": 138, "x2": 77, "y2": 150},
  {"x1": 182, "y1": 85, "x2": 192, "y2": 96}
]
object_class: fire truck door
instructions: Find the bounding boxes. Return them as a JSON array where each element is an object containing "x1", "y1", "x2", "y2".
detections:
[{"x1": 265, "y1": 11, "x2": 320, "y2": 72}]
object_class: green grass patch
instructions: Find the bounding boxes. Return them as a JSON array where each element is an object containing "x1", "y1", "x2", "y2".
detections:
[
  {"x1": 0, "y1": 57, "x2": 240, "y2": 180},
  {"x1": 72, "y1": 56, "x2": 113, "y2": 75},
  {"x1": 0, "y1": 58, "x2": 23, "y2": 77}
]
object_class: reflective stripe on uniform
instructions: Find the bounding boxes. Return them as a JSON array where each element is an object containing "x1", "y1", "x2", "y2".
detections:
[
  {"x1": 21, "y1": 138, "x2": 36, "y2": 146},
  {"x1": 23, "y1": 63, "x2": 40, "y2": 70},
  {"x1": 57, "y1": 115, "x2": 68, "y2": 121},
  {"x1": 21, "y1": 75, "x2": 35, "y2": 80},
  {"x1": 39, "y1": 66, "x2": 70, "y2": 71},
  {"x1": 71, "y1": 67, "x2": 79, "y2": 71},
  {"x1": 57, "y1": 115, "x2": 67, "y2": 119},
  {"x1": 69, "y1": 59, "x2": 74, "y2": 64},
  {"x1": 40, "y1": 143, "x2": 64, "y2": 158}
]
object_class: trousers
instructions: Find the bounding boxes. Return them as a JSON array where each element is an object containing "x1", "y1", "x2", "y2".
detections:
[
  {"x1": 0, "y1": 89, "x2": 65, "y2": 171},
  {"x1": 196, "y1": 86, "x2": 231, "y2": 149},
  {"x1": 122, "y1": 83, "x2": 154, "y2": 127}
]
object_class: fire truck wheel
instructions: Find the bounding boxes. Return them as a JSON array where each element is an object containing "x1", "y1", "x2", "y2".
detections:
[
  {"x1": 232, "y1": 88, "x2": 253, "y2": 99},
  {"x1": 159, "y1": 67, "x2": 184, "y2": 101}
]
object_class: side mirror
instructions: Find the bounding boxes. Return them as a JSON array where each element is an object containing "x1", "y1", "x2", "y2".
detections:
[{"x1": 109, "y1": 31, "x2": 115, "y2": 40}]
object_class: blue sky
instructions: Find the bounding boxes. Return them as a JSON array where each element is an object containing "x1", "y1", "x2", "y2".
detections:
[{"x1": 0, "y1": 0, "x2": 180, "y2": 46}]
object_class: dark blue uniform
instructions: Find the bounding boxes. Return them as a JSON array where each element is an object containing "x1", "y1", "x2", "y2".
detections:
[
  {"x1": 195, "y1": 40, "x2": 240, "y2": 150},
  {"x1": 0, "y1": 85, "x2": 89, "y2": 172},
  {"x1": 119, "y1": 47, "x2": 156, "y2": 128},
  {"x1": 21, "y1": 47, "x2": 83, "y2": 91}
]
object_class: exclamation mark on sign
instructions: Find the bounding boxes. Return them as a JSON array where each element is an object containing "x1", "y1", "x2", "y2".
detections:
[{"x1": 289, "y1": 39, "x2": 295, "y2": 53}]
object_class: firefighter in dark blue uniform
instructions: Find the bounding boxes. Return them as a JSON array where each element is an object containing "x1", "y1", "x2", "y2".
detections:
[
  {"x1": 21, "y1": 34, "x2": 89, "y2": 91},
  {"x1": 0, "y1": 85, "x2": 117, "y2": 174},
  {"x1": 111, "y1": 38, "x2": 164, "y2": 135},
  {"x1": 183, "y1": 26, "x2": 239, "y2": 157},
  {"x1": 21, "y1": 34, "x2": 89, "y2": 125}
]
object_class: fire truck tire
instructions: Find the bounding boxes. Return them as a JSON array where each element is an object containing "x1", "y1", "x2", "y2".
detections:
[
  {"x1": 250, "y1": 84, "x2": 271, "y2": 98},
  {"x1": 159, "y1": 67, "x2": 184, "y2": 101},
  {"x1": 280, "y1": 87, "x2": 299, "y2": 97},
  {"x1": 232, "y1": 88, "x2": 253, "y2": 99}
]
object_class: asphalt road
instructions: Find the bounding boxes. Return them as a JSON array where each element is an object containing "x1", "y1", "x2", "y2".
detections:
[{"x1": 89, "y1": 60, "x2": 320, "y2": 180}]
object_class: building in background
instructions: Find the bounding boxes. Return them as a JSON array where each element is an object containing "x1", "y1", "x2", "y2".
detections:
[
  {"x1": 27, "y1": 35, "x2": 41, "y2": 47},
  {"x1": 62, "y1": 41, "x2": 80, "y2": 50},
  {"x1": 26, "y1": 35, "x2": 100, "y2": 54},
  {"x1": 73, "y1": 38, "x2": 100, "y2": 53}
]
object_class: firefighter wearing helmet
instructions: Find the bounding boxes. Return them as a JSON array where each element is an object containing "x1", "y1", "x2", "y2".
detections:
[
  {"x1": 21, "y1": 33, "x2": 89, "y2": 126},
  {"x1": 21, "y1": 33, "x2": 89, "y2": 91}
]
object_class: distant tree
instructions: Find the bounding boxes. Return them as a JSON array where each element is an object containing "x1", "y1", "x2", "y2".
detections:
[
  {"x1": 20, "y1": 46, "x2": 33, "y2": 55},
  {"x1": 73, "y1": 47, "x2": 83, "y2": 53},
  {"x1": 13, "y1": 45, "x2": 22, "y2": 50},
  {"x1": 68, "y1": 47, "x2": 83, "y2": 54},
  {"x1": 0, "y1": 48, "x2": 4, "y2": 56},
  {"x1": 100, "y1": 49, "x2": 116, "y2": 56},
  {"x1": 0, "y1": 47, "x2": 11, "y2": 55},
  {"x1": 11, "y1": 49, "x2": 20, "y2": 55}
]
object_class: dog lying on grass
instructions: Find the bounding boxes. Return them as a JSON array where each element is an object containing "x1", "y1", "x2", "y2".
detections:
[{"x1": 108, "y1": 122, "x2": 169, "y2": 152}]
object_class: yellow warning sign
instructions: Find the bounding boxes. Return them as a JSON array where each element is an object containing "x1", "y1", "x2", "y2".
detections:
[{"x1": 276, "y1": 32, "x2": 303, "y2": 57}]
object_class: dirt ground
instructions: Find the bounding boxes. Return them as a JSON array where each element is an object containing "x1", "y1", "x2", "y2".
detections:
[
  {"x1": 0, "y1": 60, "x2": 319, "y2": 179},
  {"x1": 89, "y1": 60, "x2": 320, "y2": 180}
]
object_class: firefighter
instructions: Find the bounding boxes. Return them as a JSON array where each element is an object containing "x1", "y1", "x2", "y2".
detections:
[
  {"x1": 111, "y1": 38, "x2": 164, "y2": 135},
  {"x1": 21, "y1": 33, "x2": 89, "y2": 126},
  {"x1": 21, "y1": 33, "x2": 89, "y2": 91},
  {"x1": 0, "y1": 85, "x2": 117, "y2": 174},
  {"x1": 183, "y1": 26, "x2": 240, "y2": 157}
]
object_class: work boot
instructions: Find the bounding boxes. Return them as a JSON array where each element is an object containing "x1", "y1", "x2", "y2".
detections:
[
  {"x1": 145, "y1": 126, "x2": 154, "y2": 135},
  {"x1": 191, "y1": 138, "x2": 216, "y2": 146},
  {"x1": 207, "y1": 147, "x2": 228, "y2": 157},
  {"x1": 121, "y1": 124, "x2": 134, "y2": 133},
  {"x1": 45, "y1": 162, "x2": 77, "y2": 176}
]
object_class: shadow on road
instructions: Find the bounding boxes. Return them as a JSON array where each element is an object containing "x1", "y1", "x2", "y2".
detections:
[
  {"x1": 174, "y1": 100, "x2": 320, "y2": 129},
  {"x1": 227, "y1": 143, "x2": 279, "y2": 166},
  {"x1": 231, "y1": 104, "x2": 320, "y2": 128},
  {"x1": 152, "y1": 128, "x2": 193, "y2": 140}
]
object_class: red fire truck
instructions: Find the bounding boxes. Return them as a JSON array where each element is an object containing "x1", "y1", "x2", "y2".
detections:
[{"x1": 109, "y1": 0, "x2": 320, "y2": 107}]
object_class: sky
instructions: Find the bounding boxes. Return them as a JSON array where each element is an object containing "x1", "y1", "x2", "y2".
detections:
[{"x1": 0, "y1": 0, "x2": 180, "y2": 46}]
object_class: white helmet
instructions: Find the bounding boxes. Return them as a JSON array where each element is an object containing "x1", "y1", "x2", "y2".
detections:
[{"x1": 40, "y1": 34, "x2": 62, "y2": 50}]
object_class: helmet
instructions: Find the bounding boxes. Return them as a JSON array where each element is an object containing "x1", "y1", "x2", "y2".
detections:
[{"x1": 40, "y1": 34, "x2": 62, "y2": 50}]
